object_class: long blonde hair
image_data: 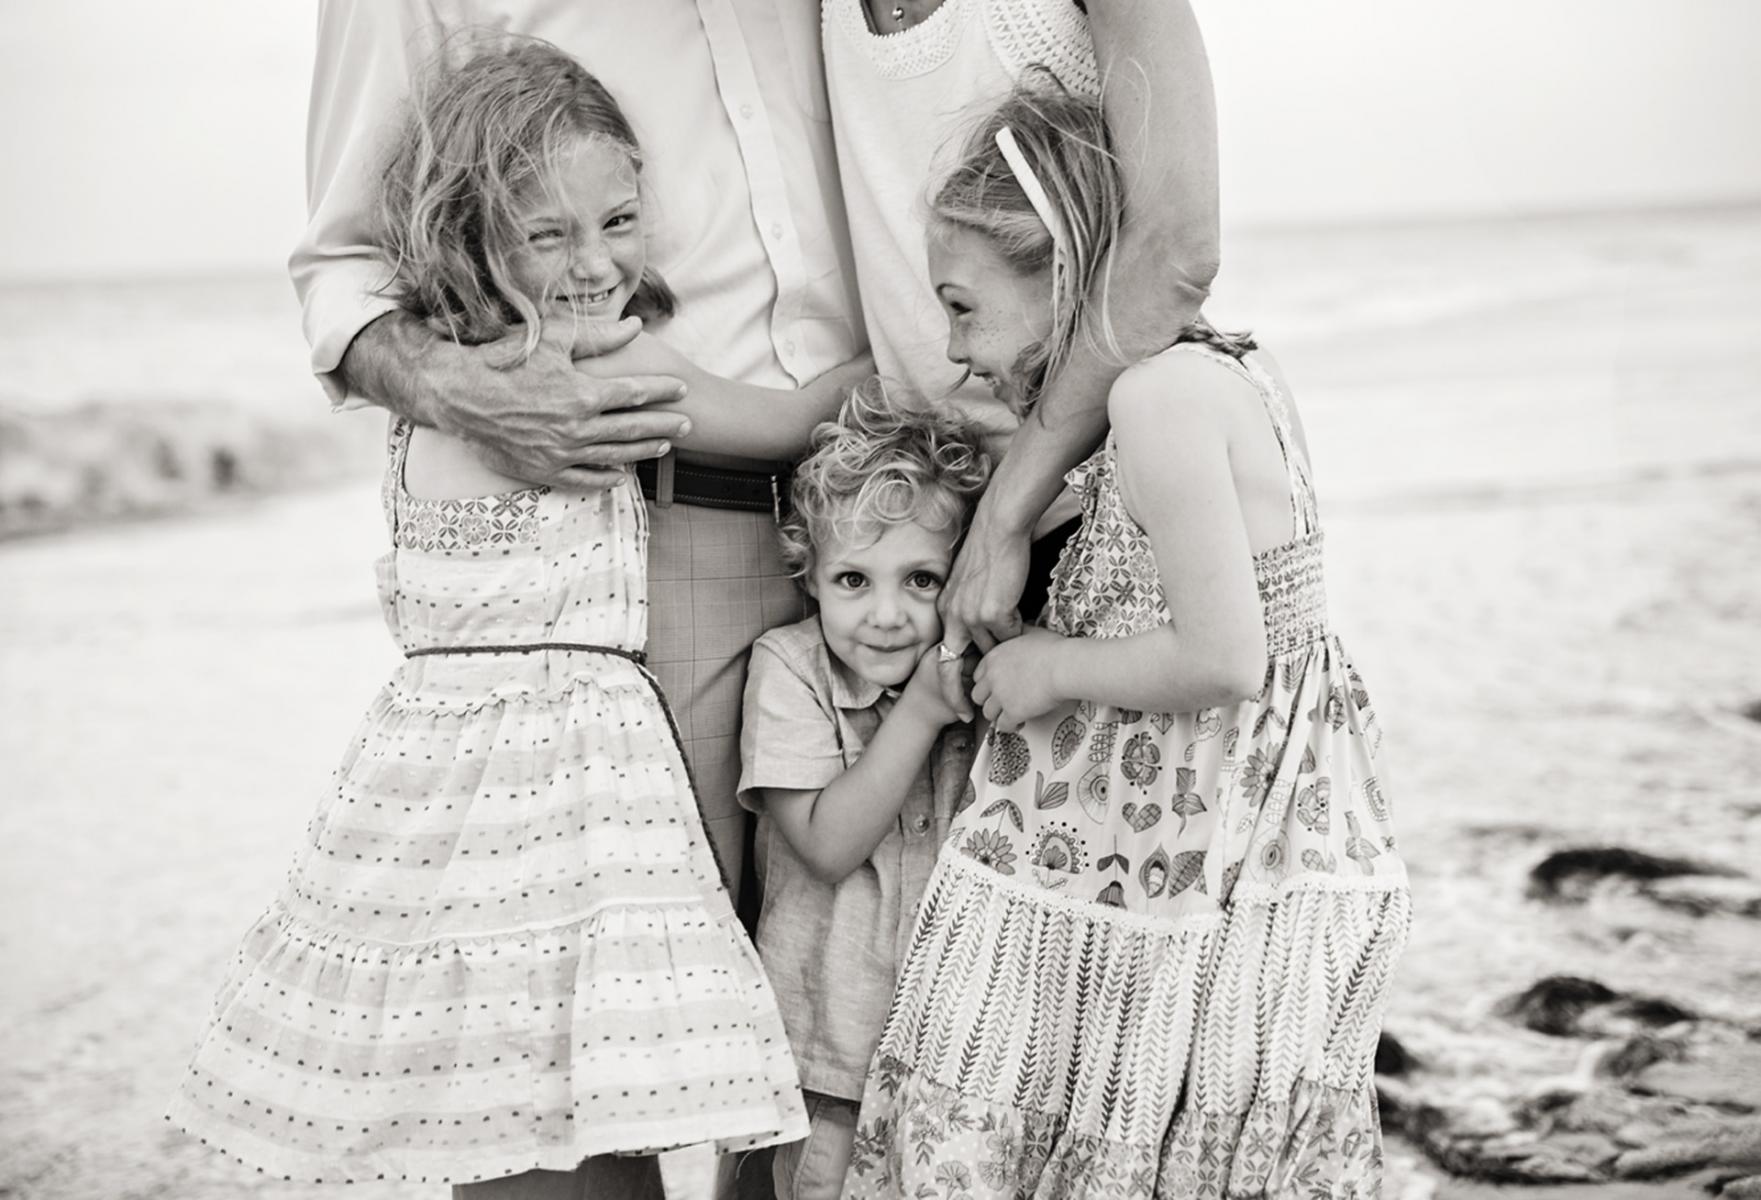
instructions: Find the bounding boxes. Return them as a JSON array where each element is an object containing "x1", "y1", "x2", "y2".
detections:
[
  {"x1": 376, "y1": 36, "x2": 675, "y2": 361},
  {"x1": 930, "y1": 69, "x2": 1250, "y2": 409}
]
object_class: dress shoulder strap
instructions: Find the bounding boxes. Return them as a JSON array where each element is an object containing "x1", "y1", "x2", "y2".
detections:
[{"x1": 381, "y1": 418, "x2": 413, "y2": 543}]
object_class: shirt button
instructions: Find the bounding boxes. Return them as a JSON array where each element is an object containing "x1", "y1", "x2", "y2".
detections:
[
  {"x1": 770, "y1": 221, "x2": 785, "y2": 240},
  {"x1": 739, "y1": 103, "x2": 754, "y2": 119},
  {"x1": 783, "y1": 339, "x2": 797, "y2": 355},
  {"x1": 911, "y1": 815, "x2": 930, "y2": 833}
]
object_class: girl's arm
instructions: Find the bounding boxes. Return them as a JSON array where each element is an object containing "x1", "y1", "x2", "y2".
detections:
[
  {"x1": 972, "y1": 354, "x2": 1267, "y2": 727},
  {"x1": 575, "y1": 332, "x2": 873, "y2": 462},
  {"x1": 758, "y1": 651, "x2": 961, "y2": 884},
  {"x1": 940, "y1": 0, "x2": 1221, "y2": 690}
]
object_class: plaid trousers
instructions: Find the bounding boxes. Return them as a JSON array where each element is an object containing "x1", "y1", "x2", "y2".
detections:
[{"x1": 646, "y1": 500, "x2": 805, "y2": 907}]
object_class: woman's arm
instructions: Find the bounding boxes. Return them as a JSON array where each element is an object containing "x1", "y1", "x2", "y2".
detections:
[
  {"x1": 941, "y1": 0, "x2": 1221, "y2": 699},
  {"x1": 972, "y1": 355, "x2": 1267, "y2": 727},
  {"x1": 574, "y1": 333, "x2": 873, "y2": 462}
]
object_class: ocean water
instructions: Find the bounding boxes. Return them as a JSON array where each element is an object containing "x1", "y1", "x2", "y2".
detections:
[{"x1": 2, "y1": 204, "x2": 1758, "y2": 534}]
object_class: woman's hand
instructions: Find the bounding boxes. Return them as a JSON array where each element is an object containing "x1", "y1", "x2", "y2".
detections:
[
  {"x1": 936, "y1": 509, "x2": 1032, "y2": 718},
  {"x1": 972, "y1": 626, "x2": 1068, "y2": 732}
]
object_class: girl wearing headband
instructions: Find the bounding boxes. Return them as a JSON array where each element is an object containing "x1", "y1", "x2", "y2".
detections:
[{"x1": 843, "y1": 71, "x2": 1410, "y2": 1200}]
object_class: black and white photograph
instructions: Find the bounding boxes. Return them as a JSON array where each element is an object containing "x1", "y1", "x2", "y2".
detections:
[{"x1": 2, "y1": 2, "x2": 1758, "y2": 1198}]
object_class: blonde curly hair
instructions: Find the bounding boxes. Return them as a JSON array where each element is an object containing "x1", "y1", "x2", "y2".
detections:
[{"x1": 779, "y1": 377, "x2": 992, "y2": 579}]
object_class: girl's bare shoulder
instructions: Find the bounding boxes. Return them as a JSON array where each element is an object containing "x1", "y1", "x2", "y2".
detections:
[{"x1": 1107, "y1": 341, "x2": 1258, "y2": 432}]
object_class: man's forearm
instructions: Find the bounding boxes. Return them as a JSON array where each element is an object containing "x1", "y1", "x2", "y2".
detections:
[{"x1": 335, "y1": 311, "x2": 459, "y2": 431}]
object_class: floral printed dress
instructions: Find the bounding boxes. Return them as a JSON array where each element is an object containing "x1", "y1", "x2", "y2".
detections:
[
  {"x1": 168, "y1": 421, "x2": 805, "y2": 1185},
  {"x1": 845, "y1": 345, "x2": 1411, "y2": 1200}
]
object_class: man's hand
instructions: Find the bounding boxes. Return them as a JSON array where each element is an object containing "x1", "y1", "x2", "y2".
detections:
[
  {"x1": 339, "y1": 312, "x2": 691, "y2": 490},
  {"x1": 936, "y1": 508, "x2": 1032, "y2": 718}
]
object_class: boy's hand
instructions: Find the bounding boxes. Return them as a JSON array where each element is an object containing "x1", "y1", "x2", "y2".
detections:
[
  {"x1": 972, "y1": 627, "x2": 1067, "y2": 732},
  {"x1": 900, "y1": 642, "x2": 971, "y2": 728}
]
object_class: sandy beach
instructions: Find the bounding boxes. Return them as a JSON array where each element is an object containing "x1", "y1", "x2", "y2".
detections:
[{"x1": 2, "y1": 207, "x2": 1758, "y2": 1198}]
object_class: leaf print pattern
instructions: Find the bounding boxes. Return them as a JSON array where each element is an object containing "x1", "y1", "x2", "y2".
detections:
[
  {"x1": 981, "y1": 797, "x2": 1025, "y2": 832},
  {"x1": 1088, "y1": 720, "x2": 1119, "y2": 763},
  {"x1": 1033, "y1": 771, "x2": 1070, "y2": 811},
  {"x1": 1051, "y1": 713, "x2": 1086, "y2": 769},
  {"x1": 1170, "y1": 766, "x2": 1207, "y2": 835},
  {"x1": 1360, "y1": 776, "x2": 1388, "y2": 822},
  {"x1": 1167, "y1": 850, "x2": 1206, "y2": 896},
  {"x1": 1139, "y1": 846, "x2": 1171, "y2": 897},
  {"x1": 1344, "y1": 812, "x2": 1380, "y2": 876},
  {"x1": 955, "y1": 778, "x2": 976, "y2": 816}
]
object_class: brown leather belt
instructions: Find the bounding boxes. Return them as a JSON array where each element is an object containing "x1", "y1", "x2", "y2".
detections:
[{"x1": 635, "y1": 453, "x2": 791, "y2": 519}]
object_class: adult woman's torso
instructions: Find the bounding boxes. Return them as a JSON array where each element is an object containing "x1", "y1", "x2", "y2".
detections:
[{"x1": 823, "y1": 0, "x2": 1096, "y2": 409}]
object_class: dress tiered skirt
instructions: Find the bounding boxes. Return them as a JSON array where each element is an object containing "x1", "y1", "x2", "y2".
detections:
[{"x1": 168, "y1": 645, "x2": 806, "y2": 1184}]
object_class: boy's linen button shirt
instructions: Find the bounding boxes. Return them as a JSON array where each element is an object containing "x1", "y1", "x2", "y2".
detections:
[{"x1": 738, "y1": 617, "x2": 975, "y2": 1101}]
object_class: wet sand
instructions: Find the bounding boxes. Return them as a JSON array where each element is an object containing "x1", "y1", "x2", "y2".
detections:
[{"x1": 3, "y1": 208, "x2": 1759, "y2": 1198}]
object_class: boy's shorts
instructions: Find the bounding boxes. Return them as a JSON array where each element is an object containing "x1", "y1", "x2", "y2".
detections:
[{"x1": 770, "y1": 1091, "x2": 859, "y2": 1200}]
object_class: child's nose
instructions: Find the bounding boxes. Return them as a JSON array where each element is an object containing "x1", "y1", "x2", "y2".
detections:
[
  {"x1": 945, "y1": 327, "x2": 968, "y2": 366},
  {"x1": 869, "y1": 590, "x2": 907, "y2": 627},
  {"x1": 569, "y1": 235, "x2": 614, "y2": 281}
]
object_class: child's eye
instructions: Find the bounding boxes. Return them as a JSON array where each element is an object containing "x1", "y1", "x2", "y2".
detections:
[
  {"x1": 833, "y1": 571, "x2": 867, "y2": 590},
  {"x1": 605, "y1": 212, "x2": 637, "y2": 231},
  {"x1": 947, "y1": 300, "x2": 971, "y2": 317},
  {"x1": 527, "y1": 229, "x2": 563, "y2": 245},
  {"x1": 907, "y1": 571, "x2": 944, "y2": 591}
]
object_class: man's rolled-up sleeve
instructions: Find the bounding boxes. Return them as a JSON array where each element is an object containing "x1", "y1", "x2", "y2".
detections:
[{"x1": 292, "y1": 0, "x2": 438, "y2": 408}]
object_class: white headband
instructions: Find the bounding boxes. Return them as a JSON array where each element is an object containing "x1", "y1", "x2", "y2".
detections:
[{"x1": 994, "y1": 125, "x2": 1070, "y2": 314}]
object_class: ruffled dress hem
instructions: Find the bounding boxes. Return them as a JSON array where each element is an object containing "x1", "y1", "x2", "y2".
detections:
[
  {"x1": 843, "y1": 854, "x2": 1410, "y2": 1199},
  {"x1": 168, "y1": 895, "x2": 808, "y2": 1183}
]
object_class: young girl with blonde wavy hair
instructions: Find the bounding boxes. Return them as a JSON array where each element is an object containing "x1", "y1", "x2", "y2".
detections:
[
  {"x1": 168, "y1": 39, "x2": 821, "y2": 1199},
  {"x1": 845, "y1": 76, "x2": 1411, "y2": 1200}
]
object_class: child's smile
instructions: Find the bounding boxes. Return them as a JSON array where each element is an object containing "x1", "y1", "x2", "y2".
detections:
[
  {"x1": 927, "y1": 223, "x2": 1053, "y2": 410},
  {"x1": 508, "y1": 134, "x2": 646, "y2": 323}
]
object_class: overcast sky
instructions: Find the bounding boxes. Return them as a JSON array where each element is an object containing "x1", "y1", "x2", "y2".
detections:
[{"x1": 1, "y1": 1, "x2": 1757, "y2": 282}]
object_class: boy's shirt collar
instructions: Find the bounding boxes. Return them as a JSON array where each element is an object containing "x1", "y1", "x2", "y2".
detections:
[{"x1": 823, "y1": 644, "x2": 899, "y2": 713}]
